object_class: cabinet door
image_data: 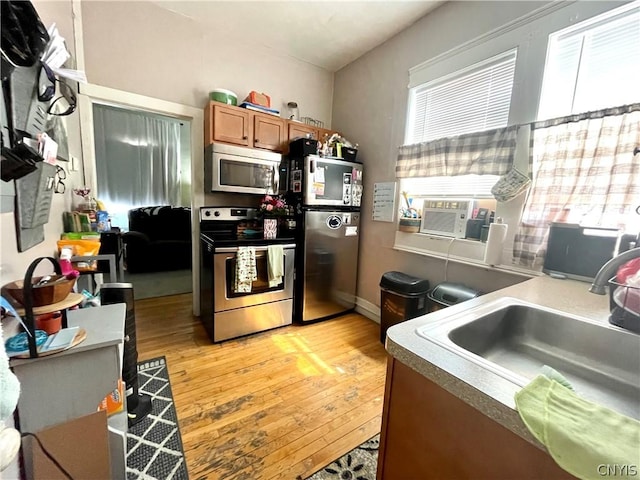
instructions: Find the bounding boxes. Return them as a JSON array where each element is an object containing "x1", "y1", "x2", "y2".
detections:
[
  {"x1": 213, "y1": 104, "x2": 250, "y2": 147},
  {"x1": 288, "y1": 122, "x2": 319, "y2": 142},
  {"x1": 253, "y1": 113, "x2": 285, "y2": 152}
]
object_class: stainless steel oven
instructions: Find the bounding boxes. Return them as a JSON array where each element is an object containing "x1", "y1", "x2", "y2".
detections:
[
  {"x1": 199, "y1": 207, "x2": 296, "y2": 343},
  {"x1": 205, "y1": 143, "x2": 281, "y2": 194}
]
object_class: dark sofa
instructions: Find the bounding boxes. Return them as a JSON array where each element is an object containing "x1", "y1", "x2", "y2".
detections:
[{"x1": 122, "y1": 206, "x2": 192, "y2": 273}]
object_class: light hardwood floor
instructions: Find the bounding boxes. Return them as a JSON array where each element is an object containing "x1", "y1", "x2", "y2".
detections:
[{"x1": 134, "y1": 293, "x2": 388, "y2": 480}]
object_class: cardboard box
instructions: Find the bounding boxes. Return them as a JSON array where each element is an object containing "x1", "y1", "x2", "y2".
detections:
[{"x1": 24, "y1": 411, "x2": 111, "y2": 479}]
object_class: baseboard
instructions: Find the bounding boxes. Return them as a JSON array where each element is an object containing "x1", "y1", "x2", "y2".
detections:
[{"x1": 355, "y1": 297, "x2": 380, "y2": 324}]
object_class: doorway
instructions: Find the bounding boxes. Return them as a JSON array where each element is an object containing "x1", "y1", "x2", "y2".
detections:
[{"x1": 78, "y1": 84, "x2": 204, "y2": 310}]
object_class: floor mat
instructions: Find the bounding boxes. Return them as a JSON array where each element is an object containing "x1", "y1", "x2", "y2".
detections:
[
  {"x1": 126, "y1": 357, "x2": 188, "y2": 479},
  {"x1": 305, "y1": 434, "x2": 379, "y2": 480}
]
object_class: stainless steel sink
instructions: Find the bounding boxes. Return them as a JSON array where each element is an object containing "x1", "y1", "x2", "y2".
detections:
[{"x1": 416, "y1": 297, "x2": 640, "y2": 420}]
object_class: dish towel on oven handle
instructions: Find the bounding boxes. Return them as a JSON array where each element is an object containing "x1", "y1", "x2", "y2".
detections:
[
  {"x1": 234, "y1": 247, "x2": 257, "y2": 293},
  {"x1": 267, "y1": 245, "x2": 284, "y2": 288}
]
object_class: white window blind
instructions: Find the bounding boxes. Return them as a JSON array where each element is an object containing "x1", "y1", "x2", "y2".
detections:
[
  {"x1": 406, "y1": 49, "x2": 517, "y2": 145},
  {"x1": 400, "y1": 175, "x2": 499, "y2": 199},
  {"x1": 538, "y1": 2, "x2": 640, "y2": 120}
]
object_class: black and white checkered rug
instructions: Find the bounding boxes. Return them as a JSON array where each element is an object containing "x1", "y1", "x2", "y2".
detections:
[{"x1": 126, "y1": 357, "x2": 188, "y2": 479}]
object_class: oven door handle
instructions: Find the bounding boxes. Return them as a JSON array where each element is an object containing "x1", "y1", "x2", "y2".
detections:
[{"x1": 214, "y1": 244, "x2": 296, "y2": 254}]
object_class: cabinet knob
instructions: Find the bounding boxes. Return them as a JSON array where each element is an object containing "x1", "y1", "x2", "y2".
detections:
[
  {"x1": 254, "y1": 139, "x2": 258, "y2": 143},
  {"x1": 243, "y1": 136, "x2": 248, "y2": 140}
]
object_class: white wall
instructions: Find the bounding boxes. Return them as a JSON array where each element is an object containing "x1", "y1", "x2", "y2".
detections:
[
  {"x1": 80, "y1": 1, "x2": 334, "y2": 124},
  {"x1": 331, "y1": 0, "x2": 624, "y2": 308},
  {"x1": 1, "y1": 0, "x2": 334, "y2": 286}
]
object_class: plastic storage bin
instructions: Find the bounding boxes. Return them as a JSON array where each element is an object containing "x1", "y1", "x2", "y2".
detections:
[{"x1": 380, "y1": 271, "x2": 430, "y2": 343}]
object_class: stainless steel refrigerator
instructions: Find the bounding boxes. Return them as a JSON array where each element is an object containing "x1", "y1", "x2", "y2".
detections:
[{"x1": 288, "y1": 154, "x2": 363, "y2": 323}]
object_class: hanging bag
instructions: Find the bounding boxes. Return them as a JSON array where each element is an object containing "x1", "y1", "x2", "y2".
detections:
[{"x1": 1, "y1": 0, "x2": 49, "y2": 70}]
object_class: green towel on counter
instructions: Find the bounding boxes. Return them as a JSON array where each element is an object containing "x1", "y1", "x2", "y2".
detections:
[{"x1": 515, "y1": 375, "x2": 640, "y2": 480}]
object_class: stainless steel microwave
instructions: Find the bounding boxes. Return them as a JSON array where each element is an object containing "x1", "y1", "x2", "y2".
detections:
[
  {"x1": 205, "y1": 143, "x2": 281, "y2": 195},
  {"x1": 288, "y1": 155, "x2": 363, "y2": 207}
]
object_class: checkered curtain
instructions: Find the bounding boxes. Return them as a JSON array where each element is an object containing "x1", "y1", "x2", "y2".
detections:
[
  {"x1": 513, "y1": 104, "x2": 640, "y2": 267},
  {"x1": 396, "y1": 126, "x2": 518, "y2": 178}
]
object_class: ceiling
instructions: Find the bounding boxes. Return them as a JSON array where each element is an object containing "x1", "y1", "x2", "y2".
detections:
[{"x1": 151, "y1": 1, "x2": 444, "y2": 72}]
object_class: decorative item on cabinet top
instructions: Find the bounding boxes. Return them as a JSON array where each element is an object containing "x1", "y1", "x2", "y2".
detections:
[
  {"x1": 245, "y1": 91, "x2": 271, "y2": 108},
  {"x1": 209, "y1": 88, "x2": 238, "y2": 105}
]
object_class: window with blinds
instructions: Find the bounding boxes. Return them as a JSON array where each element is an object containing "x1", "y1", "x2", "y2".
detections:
[
  {"x1": 405, "y1": 49, "x2": 517, "y2": 145},
  {"x1": 400, "y1": 175, "x2": 499, "y2": 199},
  {"x1": 538, "y1": 2, "x2": 640, "y2": 120}
]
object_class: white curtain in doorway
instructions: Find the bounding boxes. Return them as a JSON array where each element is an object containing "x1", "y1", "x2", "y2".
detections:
[{"x1": 94, "y1": 105, "x2": 181, "y2": 215}]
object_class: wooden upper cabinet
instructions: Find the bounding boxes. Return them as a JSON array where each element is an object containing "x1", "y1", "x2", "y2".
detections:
[
  {"x1": 204, "y1": 101, "x2": 335, "y2": 154},
  {"x1": 206, "y1": 102, "x2": 251, "y2": 147},
  {"x1": 205, "y1": 101, "x2": 285, "y2": 152},
  {"x1": 253, "y1": 113, "x2": 286, "y2": 152},
  {"x1": 288, "y1": 122, "x2": 319, "y2": 142},
  {"x1": 285, "y1": 123, "x2": 319, "y2": 154}
]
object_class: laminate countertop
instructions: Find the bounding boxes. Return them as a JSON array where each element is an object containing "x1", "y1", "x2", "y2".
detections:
[{"x1": 384, "y1": 275, "x2": 615, "y2": 447}]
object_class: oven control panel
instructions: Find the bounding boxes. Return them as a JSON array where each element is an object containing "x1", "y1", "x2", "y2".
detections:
[{"x1": 200, "y1": 207, "x2": 257, "y2": 222}]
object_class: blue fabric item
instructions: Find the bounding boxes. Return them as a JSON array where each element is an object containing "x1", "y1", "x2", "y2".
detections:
[{"x1": 239, "y1": 102, "x2": 280, "y2": 114}]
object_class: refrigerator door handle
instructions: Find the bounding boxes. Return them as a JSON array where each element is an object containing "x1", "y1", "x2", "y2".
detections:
[
  {"x1": 309, "y1": 158, "x2": 315, "y2": 174},
  {"x1": 272, "y1": 164, "x2": 280, "y2": 193}
]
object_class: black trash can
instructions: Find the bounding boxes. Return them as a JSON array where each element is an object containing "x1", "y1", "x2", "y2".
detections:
[
  {"x1": 380, "y1": 271, "x2": 430, "y2": 343},
  {"x1": 427, "y1": 282, "x2": 481, "y2": 312}
]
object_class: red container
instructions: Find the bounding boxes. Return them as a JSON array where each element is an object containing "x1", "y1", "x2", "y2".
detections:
[
  {"x1": 36, "y1": 311, "x2": 62, "y2": 335},
  {"x1": 245, "y1": 91, "x2": 271, "y2": 108}
]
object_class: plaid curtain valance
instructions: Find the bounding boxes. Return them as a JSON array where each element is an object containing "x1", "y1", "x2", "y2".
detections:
[
  {"x1": 513, "y1": 103, "x2": 640, "y2": 267},
  {"x1": 396, "y1": 125, "x2": 518, "y2": 178}
]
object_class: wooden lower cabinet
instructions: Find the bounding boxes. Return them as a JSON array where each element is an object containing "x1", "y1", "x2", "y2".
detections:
[{"x1": 377, "y1": 357, "x2": 575, "y2": 480}]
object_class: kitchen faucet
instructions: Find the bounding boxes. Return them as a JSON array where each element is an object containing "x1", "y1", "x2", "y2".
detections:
[{"x1": 589, "y1": 246, "x2": 640, "y2": 294}]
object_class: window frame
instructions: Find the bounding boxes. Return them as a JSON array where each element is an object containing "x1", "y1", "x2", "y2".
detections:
[{"x1": 394, "y1": 1, "x2": 629, "y2": 274}]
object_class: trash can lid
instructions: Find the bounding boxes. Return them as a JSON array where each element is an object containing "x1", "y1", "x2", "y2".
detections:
[
  {"x1": 428, "y1": 282, "x2": 481, "y2": 306},
  {"x1": 380, "y1": 271, "x2": 430, "y2": 295}
]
